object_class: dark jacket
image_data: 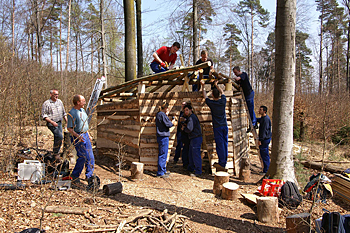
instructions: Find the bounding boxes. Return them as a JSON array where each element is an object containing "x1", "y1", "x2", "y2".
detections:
[
  {"x1": 184, "y1": 113, "x2": 202, "y2": 139},
  {"x1": 156, "y1": 111, "x2": 173, "y2": 137}
]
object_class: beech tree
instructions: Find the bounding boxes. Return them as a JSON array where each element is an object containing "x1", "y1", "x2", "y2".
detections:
[{"x1": 268, "y1": 0, "x2": 297, "y2": 182}]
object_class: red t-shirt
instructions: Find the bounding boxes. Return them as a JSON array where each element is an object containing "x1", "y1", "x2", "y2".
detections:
[{"x1": 152, "y1": 46, "x2": 177, "y2": 65}]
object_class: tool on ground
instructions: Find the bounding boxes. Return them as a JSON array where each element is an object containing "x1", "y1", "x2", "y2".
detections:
[{"x1": 86, "y1": 76, "x2": 106, "y2": 124}]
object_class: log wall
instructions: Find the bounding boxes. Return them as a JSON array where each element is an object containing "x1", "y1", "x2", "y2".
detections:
[{"x1": 96, "y1": 90, "x2": 249, "y2": 175}]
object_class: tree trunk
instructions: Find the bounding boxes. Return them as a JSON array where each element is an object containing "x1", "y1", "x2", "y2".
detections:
[
  {"x1": 91, "y1": 36, "x2": 94, "y2": 80},
  {"x1": 319, "y1": 4, "x2": 324, "y2": 95},
  {"x1": 347, "y1": 19, "x2": 350, "y2": 94},
  {"x1": 193, "y1": 0, "x2": 198, "y2": 64},
  {"x1": 100, "y1": 0, "x2": 108, "y2": 87},
  {"x1": 269, "y1": 0, "x2": 297, "y2": 183},
  {"x1": 66, "y1": 0, "x2": 72, "y2": 72},
  {"x1": 124, "y1": 0, "x2": 136, "y2": 82},
  {"x1": 250, "y1": 7, "x2": 254, "y2": 88},
  {"x1": 12, "y1": 0, "x2": 15, "y2": 58},
  {"x1": 60, "y1": 9, "x2": 63, "y2": 91},
  {"x1": 34, "y1": 0, "x2": 42, "y2": 64},
  {"x1": 136, "y1": 0, "x2": 143, "y2": 78}
]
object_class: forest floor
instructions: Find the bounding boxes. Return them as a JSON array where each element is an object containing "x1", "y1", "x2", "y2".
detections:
[{"x1": 0, "y1": 126, "x2": 349, "y2": 233}]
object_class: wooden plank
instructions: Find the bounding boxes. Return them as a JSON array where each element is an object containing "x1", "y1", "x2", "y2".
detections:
[
  {"x1": 97, "y1": 98, "x2": 139, "y2": 111},
  {"x1": 100, "y1": 62, "x2": 211, "y2": 96}
]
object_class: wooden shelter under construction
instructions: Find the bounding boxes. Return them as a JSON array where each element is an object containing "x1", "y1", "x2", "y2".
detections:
[{"x1": 96, "y1": 62, "x2": 249, "y2": 175}]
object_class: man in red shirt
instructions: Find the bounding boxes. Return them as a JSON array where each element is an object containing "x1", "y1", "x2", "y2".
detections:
[{"x1": 151, "y1": 42, "x2": 180, "y2": 73}]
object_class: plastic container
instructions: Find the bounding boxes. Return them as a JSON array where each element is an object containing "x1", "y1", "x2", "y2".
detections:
[
  {"x1": 258, "y1": 179, "x2": 285, "y2": 197},
  {"x1": 18, "y1": 160, "x2": 45, "y2": 183}
]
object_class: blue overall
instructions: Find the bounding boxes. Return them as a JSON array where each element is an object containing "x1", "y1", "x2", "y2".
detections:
[
  {"x1": 187, "y1": 136, "x2": 203, "y2": 175},
  {"x1": 245, "y1": 91, "x2": 257, "y2": 126},
  {"x1": 70, "y1": 132, "x2": 95, "y2": 179},
  {"x1": 157, "y1": 136, "x2": 169, "y2": 176},
  {"x1": 150, "y1": 61, "x2": 167, "y2": 73},
  {"x1": 213, "y1": 126, "x2": 228, "y2": 167},
  {"x1": 259, "y1": 138, "x2": 271, "y2": 173}
]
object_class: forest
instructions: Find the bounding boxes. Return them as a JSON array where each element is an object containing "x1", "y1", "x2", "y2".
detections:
[{"x1": 0, "y1": 0, "x2": 350, "y2": 146}]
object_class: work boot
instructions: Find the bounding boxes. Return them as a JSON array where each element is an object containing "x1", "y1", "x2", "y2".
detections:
[
  {"x1": 213, "y1": 162, "x2": 227, "y2": 172},
  {"x1": 87, "y1": 175, "x2": 100, "y2": 192}
]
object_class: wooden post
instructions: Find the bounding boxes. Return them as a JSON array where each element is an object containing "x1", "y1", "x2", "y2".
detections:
[
  {"x1": 286, "y1": 213, "x2": 311, "y2": 233},
  {"x1": 138, "y1": 83, "x2": 145, "y2": 93},
  {"x1": 130, "y1": 162, "x2": 144, "y2": 179},
  {"x1": 103, "y1": 182, "x2": 123, "y2": 195},
  {"x1": 257, "y1": 197, "x2": 279, "y2": 223},
  {"x1": 221, "y1": 182, "x2": 239, "y2": 200},
  {"x1": 225, "y1": 79, "x2": 232, "y2": 91},
  {"x1": 213, "y1": 171, "x2": 230, "y2": 195}
]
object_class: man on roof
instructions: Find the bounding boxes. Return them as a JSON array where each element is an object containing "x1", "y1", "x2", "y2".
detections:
[{"x1": 150, "y1": 42, "x2": 181, "y2": 73}]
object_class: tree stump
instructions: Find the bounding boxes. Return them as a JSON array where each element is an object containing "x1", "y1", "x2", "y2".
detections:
[
  {"x1": 286, "y1": 213, "x2": 311, "y2": 233},
  {"x1": 130, "y1": 162, "x2": 144, "y2": 179},
  {"x1": 103, "y1": 182, "x2": 123, "y2": 195},
  {"x1": 239, "y1": 157, "x2": 250, "y2": 182},
  {"x1": 213, "y1": 171, "x2": 230, "y2": 195},
  {"x1": 221, "y1": 182, "x2": 239, "y2": 200},
  {"x1": 257, "y1": 197, "x2": 279, "y2": 223}
]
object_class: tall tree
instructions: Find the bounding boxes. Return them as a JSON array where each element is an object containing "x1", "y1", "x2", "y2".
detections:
[
  {"x1": 193, "y1": 0, "x2": 198, "y2": 64},
  {"x1": 136, "y1": 0, "x2": 143, "y2": 77},
  {"x1": 234, "y1": 0, "x2": 269, "y2": 88},
  {"x1": 316, "y1": 0, "x2": 326, "y2": 94},
  {"x1": 223, "y1": 23, "x2": 242, "y2": 77},
  {"x1": 124, "y1": 0, "x2": 136, "y2": 81},
  {"x1": 268, "y1": 0, "x2": 297, "y2": 182},
  {"x1": 295, "y1": 30, "x2": 313, "y2": 93},
  {"x1": 100, "y1": 0, "x2": 108, "y2": 87},
  {"x1": 342, "y1": 0, "x2": 350, "y2": 93}
]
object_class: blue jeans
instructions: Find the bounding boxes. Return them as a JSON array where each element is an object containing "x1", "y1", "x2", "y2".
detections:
[
  {"x1": 150, "y1": 61, "x2": 167, "y2": 73},
  {"x1": 71, "y1": 132, "x2": 95, "y2": 179},
  {"x1": 188, "y1": 136, "x2": 203, "y2": 174},
  {"x1": 259, "y1": 138, "x2": 271, "y2": 173},
  {"x1": 245, "y1": 91, "x2": 257, "y2": 126},
  {"x1": 174, "y1": 131, "x2": 182, "y2": 162},
  {"x1": 47, "y1": 121, "x2": 63, "y2": 154},
  {"x1": 157, "y1": 136, "x2": 169, "y2": 176},
  {"x1": 213, "y1": 126, "x2": 228, "y2": 167}
]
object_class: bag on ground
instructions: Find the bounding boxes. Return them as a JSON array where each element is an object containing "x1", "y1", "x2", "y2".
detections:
[{"x1": 278, "y1": 181, "x2": 302, "y2": 209}]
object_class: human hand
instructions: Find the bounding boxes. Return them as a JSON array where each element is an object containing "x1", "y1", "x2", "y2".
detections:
[
  {"x1": 78, "y1": 135, "x2": 85, "y2": 142},
  {"x1": 214, "y1": 80, "x2": 218, "y2": 86},
  {"x1": 52, "y1": 122, "x2": 58, "y2": 127},
  {"x1": 160, "y1": 62, "x2": 166, "y2": 68},
  {"x1": 258, "y1": 141, "x2": 261, "y2": 146},
  {"x1": 200, "y1": 80, "x2": 205, "y2": 86}
]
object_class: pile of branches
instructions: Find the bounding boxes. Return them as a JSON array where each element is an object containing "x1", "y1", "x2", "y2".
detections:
[{"x1": 70, "y1": 209, "x2": 190, "y2": 233}]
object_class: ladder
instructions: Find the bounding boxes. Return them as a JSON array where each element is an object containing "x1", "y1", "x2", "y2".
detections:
[
  {"x1": 237, "y1": 85, "x2": 264, "y2": 172},
  {"x1": 86, "y1": 76, "x2": 106, "y2": 124}
]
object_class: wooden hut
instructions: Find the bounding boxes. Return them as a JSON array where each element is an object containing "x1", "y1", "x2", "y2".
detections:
[{"x1": 96, "y1": 62, "x2": 249, "y2": 175}]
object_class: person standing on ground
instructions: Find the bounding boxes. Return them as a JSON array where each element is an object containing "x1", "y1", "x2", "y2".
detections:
[
  {"x1": 156, "y1": 102, "x2": 175, "y2": 178},
  {"x1": 201, "y1": 80, "x2": 228, "y2": 171},
  {"x1": 41, "y1": 89, "x2": 67, "y2": 155},
  {"x1": 256, "y1": 106, "x2": 272, "y2": 175},
  {"x1": 173, "y1": 101, "x2": 186, "y2": 164},
  {"x1": 67, "y1": 95, "x2": 98, "y2": 190},
  {"x1": 182, "y1": 105, "x2": 203, "y2": 177},
  {"x1": 150, "y1": 42, "x2": 180, "y2": 73},
  {"x1": 193, "y1": 50, "x2": 215, "y2": 91},
  {"x1": 232, "y1": 66, "x2": 257, "y2": 131}
]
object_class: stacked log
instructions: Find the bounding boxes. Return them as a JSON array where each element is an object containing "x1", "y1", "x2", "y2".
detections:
[
  {"x1": 97, "y1": 90, "x2": 249, "y2": 173},
  {"x1": 331, "y1": 173, "x2": 350, "y2": 204},
  {"x1": 97, "y1": 99, "x2": 140, "y2": 162}
]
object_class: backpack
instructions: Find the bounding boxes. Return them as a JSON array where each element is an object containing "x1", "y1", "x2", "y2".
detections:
[
  {"x1": 278, "y1": 181, "x2": 302, "y2": 209},
  {"x1": 321, "y1": 211, "x2": 350, "y2": 233}
]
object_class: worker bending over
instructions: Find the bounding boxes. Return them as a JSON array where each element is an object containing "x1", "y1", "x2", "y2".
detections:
[{"x1": 150, "y1": 42, "x2": 180, "y2": 73}]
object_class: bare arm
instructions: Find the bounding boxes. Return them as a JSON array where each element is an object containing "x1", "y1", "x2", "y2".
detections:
[
  {"x1": 44, "y1": 117, "x2": 58, "y2": 127},
  {"x1": 200, "y1": 80, "x2": 208, "y2": 99},
  {"x1": 67, "y1": 127, "x2": 84, "y2": 142},
  {"x1": 153, "y1": 52, "x2": 163, "y2": 64}
]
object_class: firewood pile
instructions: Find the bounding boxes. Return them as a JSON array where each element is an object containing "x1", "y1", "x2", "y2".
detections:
[{"x1": 66, "y1": 208, "x2": 190, "y2": 233}]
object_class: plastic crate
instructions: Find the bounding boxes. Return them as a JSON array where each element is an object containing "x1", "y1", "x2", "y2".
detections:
[{"x1": 258, "y1": 179, "x2": 284, "y2": 197}]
